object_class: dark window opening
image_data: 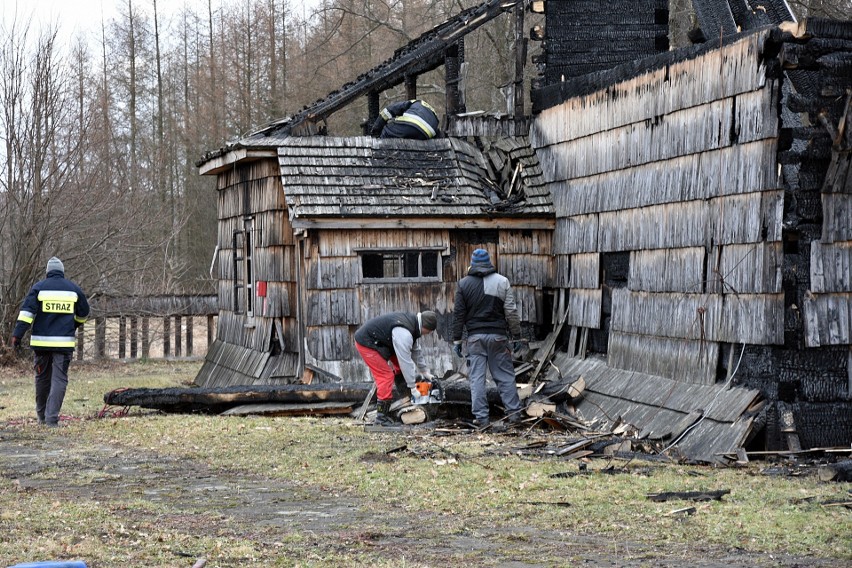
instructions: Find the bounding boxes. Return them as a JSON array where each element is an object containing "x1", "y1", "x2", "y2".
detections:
[{"x1": 361, "y1": 250, "x2": 442, "y2": 281}]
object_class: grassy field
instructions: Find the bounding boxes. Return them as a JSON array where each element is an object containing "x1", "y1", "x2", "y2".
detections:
[{"x1": 0, "y1": 358, "x2": 849, "y2": 567}]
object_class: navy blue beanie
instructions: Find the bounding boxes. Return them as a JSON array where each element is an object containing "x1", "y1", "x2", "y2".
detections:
[{"x1": 471, "y1": 249, "x2": 490, "y2": 264}]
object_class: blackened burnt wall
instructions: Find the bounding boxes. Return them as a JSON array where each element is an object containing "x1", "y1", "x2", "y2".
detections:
[{"x1": 543, "y1": 0, "x2": 669, "y2": 84}]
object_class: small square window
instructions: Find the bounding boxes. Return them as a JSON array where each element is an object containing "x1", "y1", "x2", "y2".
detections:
[{"x1": 360, "y1": 250, "x2": 441, "y2": 282}]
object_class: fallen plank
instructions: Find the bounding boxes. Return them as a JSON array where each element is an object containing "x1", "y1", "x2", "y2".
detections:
[
  {"x1": 355, "y1": 384, "x2": 377, "y2": 421},
  {"x1": 646, "y1": 489, "x2": 730, "y2": 502},
  {"x1": 220, "y1": 402, "x2": 355, "y2": 416}
]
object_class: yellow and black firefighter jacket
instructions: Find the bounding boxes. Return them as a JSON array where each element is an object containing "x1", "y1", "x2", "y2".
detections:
[{"x1": 13, "y1": 270, "x2": 90, "y2": 352}]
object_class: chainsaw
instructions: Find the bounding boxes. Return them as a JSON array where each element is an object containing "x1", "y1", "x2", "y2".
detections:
[{"x1": 411, "y1": 374, "x2": 444, "y2": 405}]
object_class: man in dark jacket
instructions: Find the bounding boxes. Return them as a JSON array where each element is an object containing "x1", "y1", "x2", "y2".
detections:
[
  {"x1": 11, "y1": 257, "x2": 89, "y2": 427},
  {"x1": 451, "y1": 249, "x2": 523, "y2": 429},
  {"x1": 370, "y1": 99, "x2": 440, "y2": 140},
  {"x1": 354, "y1": 311, "x2": 438, "y2": 426}
]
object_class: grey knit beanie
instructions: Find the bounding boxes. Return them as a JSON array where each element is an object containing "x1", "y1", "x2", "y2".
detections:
[
  {"x1": 420, "y1": 311, "x2": 438, "y2": 331},
  {"x1": 46, "y1": 257, "x2": 65, "y2": 275}
]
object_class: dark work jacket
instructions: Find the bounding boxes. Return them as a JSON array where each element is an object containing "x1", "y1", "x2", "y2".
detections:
[
  {"x1": 13, "y1": 271, "x2": 90, "y2": 352},
  {"x1": 370, "y1": 100, "x2": 439, "y2": 140},
  {"x1": 451, "y1": 262, "x2": 521, "y2": 341},
  {"x1": 354, "y1": 312, "x2": 422, "y2": 361}
]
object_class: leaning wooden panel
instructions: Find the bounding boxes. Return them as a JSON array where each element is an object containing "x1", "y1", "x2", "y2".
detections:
[
  {"x1": 568, "y1": 252, "x2": 600, "y2": 289},
  {"x1": 567, "y1": 288, "x2": 602, "y2": 328},
  {"x1": 608, "y1": 331, "x2": 719, "y2": 385},
  {"x1": 810, "y1": 241, "x2": 852, "y2": 293},
  {"x1": 710, "y1": 242, "x2": 783, "y2": 294},
  {"x1": 629, "y1": 247, "x2": 705, "y2": 293},
  {"x1": 803, "y1": 292, "x2": 852, "y2": 347}
]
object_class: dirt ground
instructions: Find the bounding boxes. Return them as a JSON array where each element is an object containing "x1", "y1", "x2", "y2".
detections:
[{"x1": 0, "y1": 421, "x2": 841, "y2": 568}]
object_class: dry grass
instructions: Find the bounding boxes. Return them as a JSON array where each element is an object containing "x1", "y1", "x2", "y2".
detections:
[{"x1": 0, "y1": 359, "x2": 850, "y2": 567}]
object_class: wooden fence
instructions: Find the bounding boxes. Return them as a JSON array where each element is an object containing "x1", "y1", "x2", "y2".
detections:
[{"x1": 77, "y1": 295, "x2": 218, "y2": 361}]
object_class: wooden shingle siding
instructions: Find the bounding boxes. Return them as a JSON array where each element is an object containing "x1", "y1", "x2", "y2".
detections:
[
  {"x1": 532, "y1": 31, "x2": 771, "y2": 146},
  {"x1": 259, "y1": 281, "x2": 292, "y2": 318},
  {"x1": 567, "y1": 253, "x2": 599, "y2": 289},
  {"x1": 822, "y1": 193, "x2": 852, "y2": 242},
  {"x1": 498, "y1": 229, "x2": 552, "y2": 254},
  {"x1": 710, "y1": 242, "x2": 783, "y2": 294},
  {"x1": 610, "y1": 289, "x2": 784, "y2": 344},
  {"x1": 629, "y1": 247, "x2": 705, "y2": 293},
  {"x1": 550, "y1": 140, "x2": 778, "y2": 220},
  {"x1": 567, "y1": 288, "x2": 602, "y2": 328},
  {"x1": 306, "y1": 290, "x2": 361, "y2": 326},
  {"x1": 554, "y1": 254, "x2": 571, "y2": 288},
  {"x1": 499, "y1": 253, "x2": 552, "y2": 287},
  {"x1": 810, "y1": 241, "x2": 852, "y2": 293},
  {"x1": 538, "y1": 90, "x2": 778, "y2": 183},
  {"x1": 316, "y1": 229, "x2": 450, "y2": 256},
  {"x1": 306, "y1": 325, "x2": 353, "y2": 361},
  {"x1": 555, "y1": 214, "x2": 598, "y2": 254},
  {"x1": 253, "y1": 246, "x2": 293, "y2": 281},
  {"x1": 306, "y1": 256, "x2": 360, "y2": 290},
  {"x1": 552, "y1": 140, "x2": 778, "y2": 217},
  {"x1": 608, "y1": 331, "x2": 718, "y2": 385},
  {"x1": 803, "y1": 293, "x2": 852, "y2": 347}
]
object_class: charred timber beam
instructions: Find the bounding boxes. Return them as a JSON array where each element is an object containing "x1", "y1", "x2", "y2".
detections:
[
  {"x1": 104, "y1": 383, "x2": 375, "y2": 414},
  {"x1": 267, "y1": 0, "x2": 523, "y2": 137}
]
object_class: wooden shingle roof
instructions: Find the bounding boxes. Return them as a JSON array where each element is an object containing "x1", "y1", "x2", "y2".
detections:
[{"x1": 276, "y1": 136, "x2": 553, "y2": 228}]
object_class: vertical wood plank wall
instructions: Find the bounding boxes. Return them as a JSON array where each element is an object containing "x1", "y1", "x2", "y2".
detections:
[
  {"x1": 214, "y1": 158, "x2": 299, "y2": 362},
  {"x1": 531, "y1": 31, "x2": 784, "y2": 385}
]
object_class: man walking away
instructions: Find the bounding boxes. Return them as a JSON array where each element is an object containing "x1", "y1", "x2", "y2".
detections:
[
  {"x1": 10, "y1": 257, "x2": 90, "y2": 427},
  {"x1": 355, "y1": 311, "x2": 438, "y2": 426},
  {"x1": 451, "y1": 249, "x2": 524, "y2": 429}
]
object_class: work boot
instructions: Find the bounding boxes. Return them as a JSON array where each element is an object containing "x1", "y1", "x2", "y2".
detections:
[{"x1": 374, "y1": 399, "x2": 396, "y2": 426}]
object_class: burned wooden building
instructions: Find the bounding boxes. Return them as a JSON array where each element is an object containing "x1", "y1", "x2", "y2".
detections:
[{"x1": 197, "y1": 0, "x2": 852, "y2": 452}]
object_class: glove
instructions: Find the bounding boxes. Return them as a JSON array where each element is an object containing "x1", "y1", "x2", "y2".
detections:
[
  {"x1": 10, "y1": 336, "x2": 20, "y2": 349},
  {"x1": 418, "y1": 371, "x2": 435, "y2": 381},
  {"x1": 453, "y1": 343, "x2": 463, "y2": 358},
  {"x1": 512, "y1": 340, "x2": 524, "y2": 352},
  {"x1": 410, "y1": 387, "x2": 421, "y2": 400}
]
